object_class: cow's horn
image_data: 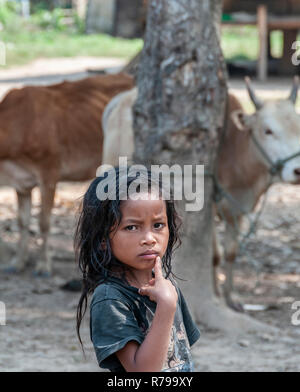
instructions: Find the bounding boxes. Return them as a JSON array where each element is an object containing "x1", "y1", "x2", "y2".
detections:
[
  {"x1": 245, "y1": 76, "x2": 263, "y2": 110},
  {"x1": 288, "y1": 76, "x2": 299, "y2": 105}
]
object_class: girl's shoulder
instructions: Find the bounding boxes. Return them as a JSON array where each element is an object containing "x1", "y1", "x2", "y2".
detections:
[
  {"x1": 91, "y1": 278, "x2": 134, "y2": 308},
  {"x1": 92, "y1": 281, "x2": 123, "y2": 301}
]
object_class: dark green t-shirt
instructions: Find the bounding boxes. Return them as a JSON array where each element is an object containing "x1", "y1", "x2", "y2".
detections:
[{"x1": 90, "y1": 276, "x2": 200, "y2": 372}]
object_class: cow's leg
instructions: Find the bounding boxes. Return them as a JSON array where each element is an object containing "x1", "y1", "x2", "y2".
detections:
[
  {"x1": 223, "y1": 221, "x2": 244, "y2": 312},
  {"x1": 212, "y1": 224, "x2": 222, "y2": 297},
  {"x1": 5, "y1": 189, "x2": 32, "y2": 273},
  {"x1": 34, "y1": 182, "x2": 56, "y2": 277}
]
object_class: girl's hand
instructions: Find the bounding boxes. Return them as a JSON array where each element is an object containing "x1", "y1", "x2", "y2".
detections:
[{"x1": 139, "y1": 257, "x2": 178, "y2": 310}]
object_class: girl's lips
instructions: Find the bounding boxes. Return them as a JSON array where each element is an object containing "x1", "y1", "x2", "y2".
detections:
[{"x1": 138, "y1": 252, "x2": 159, "y2": 259}]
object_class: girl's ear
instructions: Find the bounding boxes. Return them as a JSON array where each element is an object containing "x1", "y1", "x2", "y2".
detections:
[{"x1": 101, "y1": 239, "x2": 107, "y2": 250}]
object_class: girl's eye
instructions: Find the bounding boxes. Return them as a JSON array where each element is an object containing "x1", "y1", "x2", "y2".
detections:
[
  {"x1": 154, "y1": 222, "x2": 165, "y2": 229},
  {"x1": 125, "y1": 225, "x2": 137, "y2": 231},
  {"x1": 265, "y1": 128, "x2": 273, "y2": 135}
]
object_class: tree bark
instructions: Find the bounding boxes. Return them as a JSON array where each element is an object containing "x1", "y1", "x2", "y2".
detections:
[
  {"x1": 122, "y1": 51, "x2": 142, "y2": 78},
  {"x1": 0, "y1": 238, "x2": 14, "y2": 265},
  {"x1": 133, "y1": 0, "x2": 269, "y2": 333},
  {"x1": 212, "y1": 0, "x2": 222, "y2": 40}
]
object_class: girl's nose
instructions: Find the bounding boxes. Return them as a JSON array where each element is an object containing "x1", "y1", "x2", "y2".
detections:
[{"x1": 141, "y1": 231, "x2": 157, "y2": 245}]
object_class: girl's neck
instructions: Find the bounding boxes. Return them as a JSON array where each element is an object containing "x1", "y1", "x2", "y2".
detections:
[{"x1": 125, "y1": 269, "x2": 153, "y2": 289}]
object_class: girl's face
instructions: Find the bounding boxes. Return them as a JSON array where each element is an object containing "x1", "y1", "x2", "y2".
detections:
[{"x1": 109, "y1": 192, "x2": 170, "y2": 273}]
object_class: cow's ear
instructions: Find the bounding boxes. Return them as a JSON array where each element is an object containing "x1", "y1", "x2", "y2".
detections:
[{"x1": 231, "y1": 109, "x2": 250, "y2": 132}]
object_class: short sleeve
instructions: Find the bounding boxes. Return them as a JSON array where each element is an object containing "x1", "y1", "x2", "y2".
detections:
[
  {"x1": 90, "y1": 298, "x2": 144, "y2": 370},
  {"x1": 178, "y1": 289, "x2": 200, "y2": 347}
]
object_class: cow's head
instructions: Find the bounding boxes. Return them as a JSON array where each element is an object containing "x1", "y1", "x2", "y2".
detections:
[{"x1": 231, "y1": 77, "x2": 300, "y2": 184}]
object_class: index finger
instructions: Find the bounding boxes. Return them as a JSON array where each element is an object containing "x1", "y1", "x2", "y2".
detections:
[{"x1": 154, "y1": 256, "x2": 163, "y2": 279}]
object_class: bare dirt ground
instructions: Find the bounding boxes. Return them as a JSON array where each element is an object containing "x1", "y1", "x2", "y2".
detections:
[{"x1": 0, "y1": 58, "x2": 300, "y2": 372}]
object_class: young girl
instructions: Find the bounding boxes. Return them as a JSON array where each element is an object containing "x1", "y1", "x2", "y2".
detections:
[{"x1": 75, "y1": 167, "x2": 200, "y2": 372}]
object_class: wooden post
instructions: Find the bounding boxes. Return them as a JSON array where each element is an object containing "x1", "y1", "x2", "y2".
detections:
[
  {"x1": 20, "y1": 0, "x2": 30, "y2": 18},
  {"x1": 257, "y1": 4, "x2": 268, "y2": 81},
  {"x1": 85, "y1": 0, "x2": 116, "y2": 34},
  {"x1": 72, "y1": 0, "x2": 88, "y2": 18}
]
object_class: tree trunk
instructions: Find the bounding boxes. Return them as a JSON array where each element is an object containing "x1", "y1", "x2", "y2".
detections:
[
  {"x1": 0, "y1": 238, "x2": 14, "y2": 265},
  {"x1": 114, "y1": 0, "x2": 147, "y2": 38},
  {"x1": 133, "y1": 0, "x2": 269, "y2": 333},
  {"x1": 212, "y1": 0, "x2": 222, "y2": 40},
  {"x1": 122, "y1": 51, "x2": 142, "y2": 78}
]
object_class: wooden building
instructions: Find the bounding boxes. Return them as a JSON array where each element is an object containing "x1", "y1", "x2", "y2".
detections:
[
  {"x1": 29, "y1": 0, "x2": 87, "y2": 17},
  {"x1": 84, "y1": 0, "x2": 300, "y2": 79},
  {"x1": 223, "y1": 0, "x2": 300, "y2": 79},
  {"x1": 223, "y1": 0, "x2": 300, "y2": 15}
]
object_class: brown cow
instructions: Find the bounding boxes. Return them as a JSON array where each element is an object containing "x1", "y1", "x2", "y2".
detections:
[
  {"x1": 101, "y1": 78, "x2": 300, "y2": 311},
  {"x1": 0, "y1": 73, "x2": 134, "y2": 276}
]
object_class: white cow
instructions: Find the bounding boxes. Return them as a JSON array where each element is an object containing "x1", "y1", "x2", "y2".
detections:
[{"x1": 101, "y1": 78, "x2": 300, "y2": 311}]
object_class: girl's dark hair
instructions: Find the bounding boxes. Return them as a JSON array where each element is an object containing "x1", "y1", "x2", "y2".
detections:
[{"x1": 74, "y1": 166, "x2": 182, "y2": 348}]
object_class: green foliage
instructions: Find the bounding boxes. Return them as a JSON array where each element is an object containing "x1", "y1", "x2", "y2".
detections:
[
  {"x1": 29, "y1": 6, "x2": 86, "y2": 34},
  {"x1": 221, "y1": 26, "x2": 285, "y2": 61},
  {"x1": 0, "y1": 6, "x2": 289, "y2": 70},
  {"x1": 0, "y1": 2, "x2": 85, "y2": 34},
  {"x1": 0, "y1": 28, "x2": 143, "y2": 67},
  {"x1": 73, "y1": 12, "x2": 85, "y2": 34},
  {"x1": 31, "y1": 1, "x2": 53, "y2": 13},
  {"x1": 0, "y1": 1, "x2": 22, "y2": 29},
  {"x1": 0, "y1": 1, "x2": 142, "y2": 68},
  {"x1": 221, "y1": 26, "x2": 258, "y2": 61},
  {"x1": 31, "y1": 8, "x2": 68, "y2": 31}
]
